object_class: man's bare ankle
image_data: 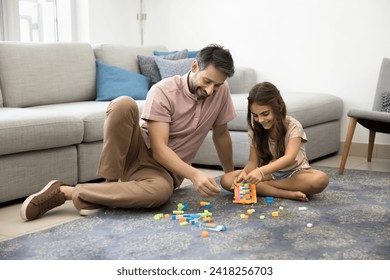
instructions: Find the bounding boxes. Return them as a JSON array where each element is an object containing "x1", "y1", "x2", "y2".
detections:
[
  {"x1": 105, "y1": 179, "x2": 118, "y2": 182},
  {"x1": 60, "y1": 185, "x2": 73, "y2": 200}
]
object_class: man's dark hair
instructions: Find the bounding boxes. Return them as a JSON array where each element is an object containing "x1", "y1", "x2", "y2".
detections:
[{"x1": 196, "y1": 44, "x2": 235, "y2": 78}]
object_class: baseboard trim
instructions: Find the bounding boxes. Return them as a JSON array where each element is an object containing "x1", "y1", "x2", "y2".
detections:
[{"x1": 338, "y1": 142, "x2": 390, "y2": 159}]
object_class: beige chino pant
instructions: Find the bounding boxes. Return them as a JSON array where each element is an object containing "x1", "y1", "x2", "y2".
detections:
[{"x1": 72, "y1": 96, "x2": 180, "y2": 210}]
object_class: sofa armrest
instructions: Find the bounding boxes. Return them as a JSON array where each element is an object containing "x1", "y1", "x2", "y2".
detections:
[{"x1": 227, "y1": 67, "x2": 257, "y2": 94}]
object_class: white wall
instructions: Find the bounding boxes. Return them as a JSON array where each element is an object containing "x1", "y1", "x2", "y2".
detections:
[
  {"x1": 82, "y1": 0, "x2": 390, "y2": 146},
  {"x1": 74, "y1": 0, "x2": 141, "y2": 45}
]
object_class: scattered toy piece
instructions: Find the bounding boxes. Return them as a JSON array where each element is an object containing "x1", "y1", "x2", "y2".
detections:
[
  {"x1": 154, "y1": 203, "x2": 225, "y2": 236},
  {"x1": 265, "y1": 197, "x2": 274, "y2": 204},
  {"x1": 182, "y1": 203, "x2": 188, "y2": 211},
  {"x1": 259, "y1": 215, "x2": 265, "y2": 220},
  {"x1": 154, "y1": 213, "x2": 164, "y2": 220},
  {"x1": 306, "y1": 223, "x2": 313, "y2": 228},
  {"x1": 299, "y1": 207, "x2": 308, "y2": 211},
  {"x1": 201, "y1": 230, "x2": 209, "y2": 238},
  {"x1": 199, "y1": 201, "x2": 213, "y2": 209},
  {"x1": 203, "y1": 216, "x2": 212, "y2": 222},
  {"x1": 247, "y1": 209, "x2": 256, "y2": 215},
  {"x1": 203, "y1": 223, "x2": 227, "y2": 231},
  {"x1": 272, "y1": 211, "x2": 279, "y2": 217}
]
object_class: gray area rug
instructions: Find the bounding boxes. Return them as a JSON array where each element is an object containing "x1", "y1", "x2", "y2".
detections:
[{"x1": 0, "y1": 167, "x2": 389, "y2": 260}]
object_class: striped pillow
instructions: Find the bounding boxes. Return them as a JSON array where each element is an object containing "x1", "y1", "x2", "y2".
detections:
[{"x1": 381, "y1": 92, "x2": 390, "y2": 113}]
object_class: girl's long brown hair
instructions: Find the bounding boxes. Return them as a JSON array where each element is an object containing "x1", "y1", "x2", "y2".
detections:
[{"x1": 247, "y1": 82, "x2": 287, "y2": 166}]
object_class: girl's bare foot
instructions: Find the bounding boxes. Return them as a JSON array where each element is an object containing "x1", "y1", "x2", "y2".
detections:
[{"x1": 290, "y1": 191, "x2": 309, "y2": 202}]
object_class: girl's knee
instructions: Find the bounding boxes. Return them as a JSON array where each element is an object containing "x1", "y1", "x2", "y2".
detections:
[
  {"x1": 311, "y1": 171, "x2": 329, "y2": 194},
  {"x1": 220, "y1": 170, "x2": 242, "y2": 191},
  {"x1": 220, "y1": 174, "x2": 233, "y2": 191}
]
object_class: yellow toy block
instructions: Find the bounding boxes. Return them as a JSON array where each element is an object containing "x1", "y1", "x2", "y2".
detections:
[{"x1": 233, "y1": 181, "x2": 257, "y2": 204}]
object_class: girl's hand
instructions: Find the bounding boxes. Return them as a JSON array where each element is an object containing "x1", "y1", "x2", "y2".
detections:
[
  {"x1": 236, "y1": 170, "x2": 247, "y2": 183},
  {"x1": 245, "y1": 168, "x2": 264, "y2": 185},
  {"x1": 230, "y1": 170, "x2": 248, "y2": 190}
]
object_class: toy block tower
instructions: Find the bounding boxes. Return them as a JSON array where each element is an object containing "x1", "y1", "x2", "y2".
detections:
[{"x1": 233, "y1": 180, "x2": 257, "y2": 204}]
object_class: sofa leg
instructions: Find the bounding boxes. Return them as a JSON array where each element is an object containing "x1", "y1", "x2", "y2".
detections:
[{"x1": 339, "y1": 117, "x2": 357, "y2": 175}]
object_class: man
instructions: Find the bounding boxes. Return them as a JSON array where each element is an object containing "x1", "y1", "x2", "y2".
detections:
[{"x1": 20, "y1": 44, "x2": 236, "y2": 221}]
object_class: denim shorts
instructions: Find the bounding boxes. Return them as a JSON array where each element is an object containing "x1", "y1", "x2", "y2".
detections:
[{"x1": 271, "y1": 168, "x2": 308, "y2": 180}]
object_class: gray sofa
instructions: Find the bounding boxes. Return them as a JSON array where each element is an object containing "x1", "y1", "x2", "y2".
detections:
[{"x1": 0, "y1": 42, "x2": 343, "y2": 204}]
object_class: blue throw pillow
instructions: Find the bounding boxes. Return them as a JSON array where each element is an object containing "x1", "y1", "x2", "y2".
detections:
[
  {"x1": 95, "y1": 60, "x2": 150, "y2": 101},
  {"x1": 188, "y1": 50, "x2": 199, "y2": 58},
  {"x1": 154, "y1": 50, "x2": 199, "y2": 58},
  {"x1": 153, "y1": 50, "x2": 178, "y2": 56}
]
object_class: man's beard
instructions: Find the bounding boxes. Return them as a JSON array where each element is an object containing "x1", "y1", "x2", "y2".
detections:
[{"x1": 194, "y1": 87, "x2": 208, "y2": 101}]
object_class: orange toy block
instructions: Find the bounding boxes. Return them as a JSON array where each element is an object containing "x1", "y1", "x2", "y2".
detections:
[{"x1": 233, "y1": 181, "x2": 257, "y2": 204}]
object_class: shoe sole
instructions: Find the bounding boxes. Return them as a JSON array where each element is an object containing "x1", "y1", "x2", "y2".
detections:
[
  {"x1": 79, "y1": 208, "x2": 102, "y2": 216},
  {"x1": 20, "y1": 180, "x2": 61, "y2": 221}
]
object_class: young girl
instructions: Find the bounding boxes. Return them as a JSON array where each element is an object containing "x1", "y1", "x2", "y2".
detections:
[{"x1": 221, "y1": 82, "x2": 329, "y2": 201}]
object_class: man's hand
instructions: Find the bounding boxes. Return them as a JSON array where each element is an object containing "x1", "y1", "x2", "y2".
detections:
[{"x1": 191, "y1": 171, "x2": 221, "y2": 198}]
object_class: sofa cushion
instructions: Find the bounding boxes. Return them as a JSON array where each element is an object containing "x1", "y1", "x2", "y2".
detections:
[
  {"x1": 32, "y1": 100, "x2": 147, "y2": 143},
  {"x1": 155, "y1": 57, "x2": 194, "y2": 79},
  {"x1": 283, "y1": 92, "x2": 343, "y2": 127},
  {"x1": 227, "y1": 67, "x2": 257, "y2": 95},
  {"x1": 228, "y1": 92, "x2": 343, "y2": 131},
  {"x1": 32, "y1": 102, "x2": 109, "y2": 143},
  {"x1": 95, "y1": 60, "x2": 150, "y2": 101},
  {"x1": 0, "y1": 108, "x2": 83, "y2": 156},
  {"x1": 93, "y1": 44, "x2": 167, "y2": 73},
  {"x1": 0, "y1": 42, "x2": 96, "y2": 107},
  {"x1": 137, "y1": 49, "x2": 188, "y2": 85}
]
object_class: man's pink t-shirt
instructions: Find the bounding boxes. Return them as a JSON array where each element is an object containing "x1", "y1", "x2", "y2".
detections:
[{"x1": 141, "y1": 74, "x2": 236, "y2": 164}]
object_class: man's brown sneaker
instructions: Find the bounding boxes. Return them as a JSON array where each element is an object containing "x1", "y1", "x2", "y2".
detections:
[{"x1": 20, "y1": 180, "x2": 66, "y2": 221}]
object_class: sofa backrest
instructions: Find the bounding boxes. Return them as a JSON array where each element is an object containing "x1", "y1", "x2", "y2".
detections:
[
  {"x1": 93, "y1": 44, "x2": 167, "y2": 72},
  {"x1": 227, "y1": 67, "x2": 257, "y2": 94},
  {"x1": 0, "y1": 42, "x2": 96, "y2": 107}
]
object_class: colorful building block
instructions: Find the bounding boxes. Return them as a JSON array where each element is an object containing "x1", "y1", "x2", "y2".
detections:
[
  {"x1": 233, "y1": 180, "x2": 257, "y2": 204},
  {"x1": 265, "y1": 197, "x2": 274, "y2": 204},
  {"x1": 203, "y1": 223, "x2": 227, "y2": 231},
  {"x1": 153, "y1": 213, "x2": 164, "y2": 220}
]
